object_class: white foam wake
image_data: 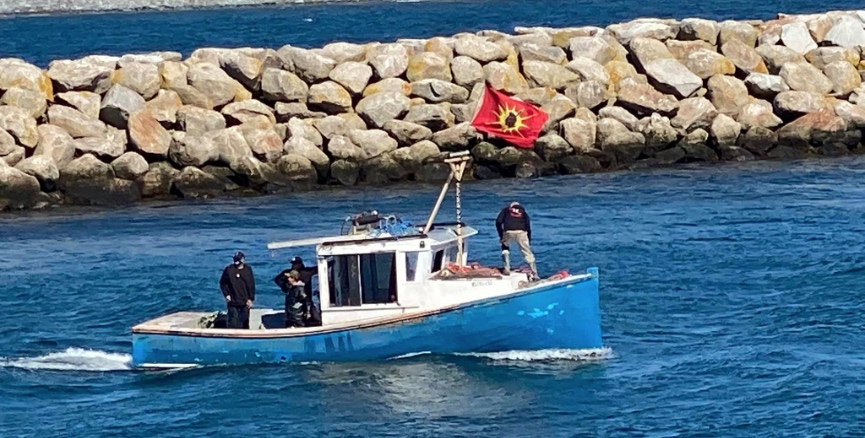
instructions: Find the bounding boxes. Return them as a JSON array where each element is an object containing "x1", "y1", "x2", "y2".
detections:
[
  {"x1": 454, "y1": 347, "x2": 614, "y2": 362},
  {"x1": 0, "y1": 348, "x2": 132, "y2": 372}
]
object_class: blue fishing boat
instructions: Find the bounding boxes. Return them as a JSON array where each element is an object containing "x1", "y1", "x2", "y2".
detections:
[{"x1": 131, "y1": 152, "x2": 603, "y2": 368}]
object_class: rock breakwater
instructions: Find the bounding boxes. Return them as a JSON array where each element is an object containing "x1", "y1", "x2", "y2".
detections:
[{"x1": 2, "y1": 10, "x2": 865, "y2": 210}]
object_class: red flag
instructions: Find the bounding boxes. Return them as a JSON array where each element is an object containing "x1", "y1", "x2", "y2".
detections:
[{"x1": 469, "y1": 85, "x2": 548, "y2": 149}]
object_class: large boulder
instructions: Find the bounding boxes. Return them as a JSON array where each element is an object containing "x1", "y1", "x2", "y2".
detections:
[
  {"x1": 366, "y1": 44, "x2": 409, "y2": 79},
  {"x1": 137, "y1": 161, "x2": 179, "y2": 197},
  {"x1": 403, "y1": 104, "x2": 455, "y2": 130},
  {"x1": 308, "y1": 81, "x2": 353, "y2": 113},
  {"x1": 719, "y1": 20, "x2": 758, "y2": 47},
  {"x1": 755, "y1": 45, "x2": 805, "y2": 75},
  {"x1": 522, "y1": 61, "x2": 580, "y2": 90},
  {"x1": 74, "y1": 135, "x2": 125, "y2": 160},
  {"x1": 360, "y1": 153, "x2": 409, "y2": 184},
  {"x1": 744, "y1": 73, "x2": 790, "y2": 100},
  {"x1": 823, "y1": 61, "x2": 861, "y2": 96},
  {"x1": 0, "y1": 106, "x2": 38, "y2": 147},
  {"x1": 0, "y1": 59, "x2": 53, "y2": 100},
  {"x1": 111, "y1": 62, "x2": 161, "y2": 99},
  {"x1": 616, "y1": 77, "x2": 678, "y2": 117},
  {"x1": 707, "y1": 74, "x2": 750, "y2": 118},
  {"x1": 330, "y1": 159, "x2": 361, "y2": 185},
  {"x1": 737, "y1": 100, "x2": 783, "y2": 129},
  {"x1": 143, "y1": 90, "x2": 183, "y2": 125},
  {"x1": 110, "y1": 152, "x2": 149, "y2": 180},
  {"x1": 287, "y1": 117, "x2": 323, "y2": 148},
  {"x1": 383, "y1": 120, "x2": 432, "y2": 146},
  {"x1": 1, "y1": 87, "x2": 47, "y2": 119},
  {"x1": 128, "y1": 110, "x2": 172, "y2": 156},
  {"x1": 628, "y1": 37, "x2": 674, "y2": 70},
  {"x1": 221, "y1": 99, "x2": 276, "y2": 125},
  {"x1": 678, "y1": 18, "x2": 720, "y2": 44},
  {"x1": 0, "y1": 166, "x2": 42, "y2": 209},
  {"x1": 597, "y1": 117, "x2": 646, "y2": 165},
  {"x1": 681, "y1": 50, "x2": 736, "y2": 80},
  {"x1": 450, "y1": 56, "x2": 485, "y2": 87},
  {"x1": 321, "y1": 42, "x2": 368, "y2": 64},
  {"x1": 348, "y1": 129, "x2": 398, "y2": 159},
  {"x1": 454, "y1": 35, "x2": 508, "y2": 62},
  {"x1": 710, "y1": 113, "x2": 742, "y2": 147},
  {"x1": 168, "y1": 131, "x2": 218, "y2": 167},
  {"x1": 411, "y1": 79, "x2": 469, "y2": 103},
  {"x1": 483, "y1": 62, "x2": 529, "y2": 95},
  {"x1": 260, "y1": 68, "x2": 308, "y2": 103},
  {"x1": 823, "y1": 16, "x2": 865, "y2": 48},
  {"x1": 720, "y1": 39, "x2": 768, "y2": 75},
  {"x1": 607, "y1": 19, "x2": 678, "y2": 44},
  {"x1": 559, "y1": 108, "x2": 598, "y2": 153},
  {"x1": 635, "y1": 113, "x2": 679, "y2": 153},
  {"x1": 430, "y1": 122, "x2": 479, "y2": 151},
  {"x1": 239, "y1": 125, "x2": 283, "y2": 162},
  {"x1": 779, "y1": 62, "x2": 834, "y2": 95},
  {"x1": 278, "y1": 46, "x2": 336, "y2": 83},
  {"x1": 774, "y1": 91, "x2": 831, "y2": 117},
  {"x1": 327, "y1": 135, "x2": 367, "y2": 161},
  {"x1": 100, "y1": 84, "x2": 146, "y2": 129},
  {"x1": 776, "y1": 109, "x2": 847, "y2": 148},
  {"x1": 356, "y1": 92, "x2": 412, "y2": 129},
  {"x1": 643, "y1": 58, "x2": 703, "y2": 99},
  {"x1": 47, "y1": 57, "x2": 114, "y2": 94},
  {"x1": 14, "y1": 155, "x2": 59, "y2": 189},
  {"x1": 834, "y1": 101, "x2": 865, "y2": 129},
  {"x1": 187, "y1": 62, "x2": 239, "y2": 108},
  {"x1": 177, "y1": 106, "x2": 226, "y2": 136},
  {"x1": 671, "y1": 97, "x2": 718, "y2": 132},
  {"x1": 519, "y1": 43, "x2": 567, "y2": 65},
  {"x1": 329, "y1": 61, "x2": 374, "y2": 95},
  {"x1": 534, "y1": 133, "x2": 573, "y2": 161},
  {"x1": 274, "y1": 154, "x2": 318, "y2": 183},
  {"x1": 172, "y1": 166, "x2": 226, "y2": 198},
  {"x1": 209, "y1": 128, "x2": 253, "y2": 170},
  {"x1": 34, "y1": 124, "x2": 76, "y2": 167},
  {"x1": 218, "y1": 51, "x2": 264, "y2": 90},
  {"x1": 56, "y1": 91, "x2": 102, "y2": 119},
  {"x1": 406, "y1": 52, "x2": 452, "y2": 82},
  {"x1": 780, "y1": 22, "x2": 818, "y2": 55},
  {"x1": 569, "y1": 37, "x2": 617, "y2": 65},
  {"x1": 805, "y1": 47, "x2": 860, "y2": 71},
  {"x1": 363, "y1": 78, "x2": 412, "y2": 97},
  {"x1": 283, "y1": 136, "x2": 329, "y2": 174},
  {"x1": 59, "y1": 154, "x2": 140, "y2": 205}
]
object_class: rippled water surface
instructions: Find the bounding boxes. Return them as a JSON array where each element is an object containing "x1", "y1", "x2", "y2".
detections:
[{"x1": 3, "y1": 157, "x2": 865, "y2": 436}]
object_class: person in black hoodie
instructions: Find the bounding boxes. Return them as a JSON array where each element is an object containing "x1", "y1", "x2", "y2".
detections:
[
  {"x1": 275, "y1": 270, "x2": 307, "y2": 328},
  {"x1": 495, "y1": 201, "x2": 538, "y2": 279},
  {"x1": 220, "y1": 251, "x2": 256, "y2": 329}
]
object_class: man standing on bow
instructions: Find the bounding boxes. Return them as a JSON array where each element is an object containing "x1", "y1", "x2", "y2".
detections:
[
  {"x1": 220, "y1": 251, "x2": 255, "y2": 329},
  {"x1": 496, "y1": 201, "x2": 538, "y2": 279}
]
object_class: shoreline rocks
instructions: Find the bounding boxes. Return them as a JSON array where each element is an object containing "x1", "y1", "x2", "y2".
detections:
[{"x1": 3, "y1": 9, "x2": 865, "y2": 211}]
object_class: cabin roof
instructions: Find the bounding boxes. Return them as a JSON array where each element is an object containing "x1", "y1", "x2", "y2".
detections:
[{"x1": 267, "y1": 224, "x2": 477, "y2": 251}]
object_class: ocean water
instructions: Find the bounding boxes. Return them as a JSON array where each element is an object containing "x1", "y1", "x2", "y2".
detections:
[
  {"x1": 3, "y1": 156, "x2": 865, "y2": 436},
  {"x1": 0, "y1": 0, "x2": 858, "y2": 67}
]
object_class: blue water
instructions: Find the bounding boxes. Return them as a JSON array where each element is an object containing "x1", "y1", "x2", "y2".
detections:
[
  {"x1": 0, "y1": 0, "x2": 857, "y2": 67},
  {"x1": 3, "y1": 156, "x2": 865, "y2": 436}
]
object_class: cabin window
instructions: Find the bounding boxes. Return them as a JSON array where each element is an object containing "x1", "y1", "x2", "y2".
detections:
[
  {"x1": 432, "y1": 250, "x2": 444, "y2": 272},
  {"x1": 329, "y1": 256, "x2": 361, "y2": 307},
  {"x1": 444, "y1": 245, "x2": 459, "y2": 265},
  {"x1": 360, "y1": 253, "x2": 397, "y2": 304},
  {"x1": 405, "y1": 252, "x2": 419, "y2": 282}
]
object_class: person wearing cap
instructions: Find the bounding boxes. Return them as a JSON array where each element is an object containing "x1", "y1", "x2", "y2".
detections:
[
  {"x1": 274, "y1": 256, "x2": 320, "y2": 326},
  {"x1": 219, "y1": 251, "x2": 256, "y2": 329},
  {"x1": 495, "y1": 201, "x2": 538, "y2": 279},
  {"x1": 275, "y1": 270, "x2": 307, "y2": 328}
]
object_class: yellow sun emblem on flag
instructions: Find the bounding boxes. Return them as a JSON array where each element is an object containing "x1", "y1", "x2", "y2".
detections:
[{"x1": 495, "y1": 103, "x2": 535, "y2": 135}]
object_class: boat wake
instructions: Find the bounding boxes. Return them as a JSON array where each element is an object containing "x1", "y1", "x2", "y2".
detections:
[
  {"x1": 390, "y1": 347, "x2": 614, "y2": 362},
  {"x1": 0, "y1": 348, "x2": 132, "y2": 372}
]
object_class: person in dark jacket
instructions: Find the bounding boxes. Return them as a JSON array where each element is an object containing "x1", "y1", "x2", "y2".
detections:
[
  {"x1": 495, "y1": 201, "x2": 538, "y2": 279},
  {"x1": 275, "y1": 270, "x2": 307, "y2": 328},
  {"x1": 274, "y1": 256, "x2": 320, "y2": 326},
  {"x1": 220, "y1": 251, "x2": 255, "y2": 329}
]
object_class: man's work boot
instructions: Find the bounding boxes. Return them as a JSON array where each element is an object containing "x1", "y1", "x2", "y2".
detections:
[{"x1": 502, "y1": 250, "x2": 511, "y2": 275}]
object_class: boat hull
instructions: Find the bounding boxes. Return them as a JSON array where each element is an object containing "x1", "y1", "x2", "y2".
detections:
[{"x1": 132, "y1": 268, "x2": 602, "y2": 367}]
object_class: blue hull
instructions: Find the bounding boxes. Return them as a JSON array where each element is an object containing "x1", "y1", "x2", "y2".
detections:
[{"x1": 132, "y1": 268, "x2": 602, "y2": 367}]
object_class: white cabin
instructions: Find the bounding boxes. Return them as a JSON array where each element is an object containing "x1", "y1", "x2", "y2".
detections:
[{"x1": 268, "y1": 221, "x2": 530, "y2": 326}]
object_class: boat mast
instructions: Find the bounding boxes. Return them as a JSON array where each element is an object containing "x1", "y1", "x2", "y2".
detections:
[{"x1": 422, "y1": 151, "x2": 471, "y2": 265}]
